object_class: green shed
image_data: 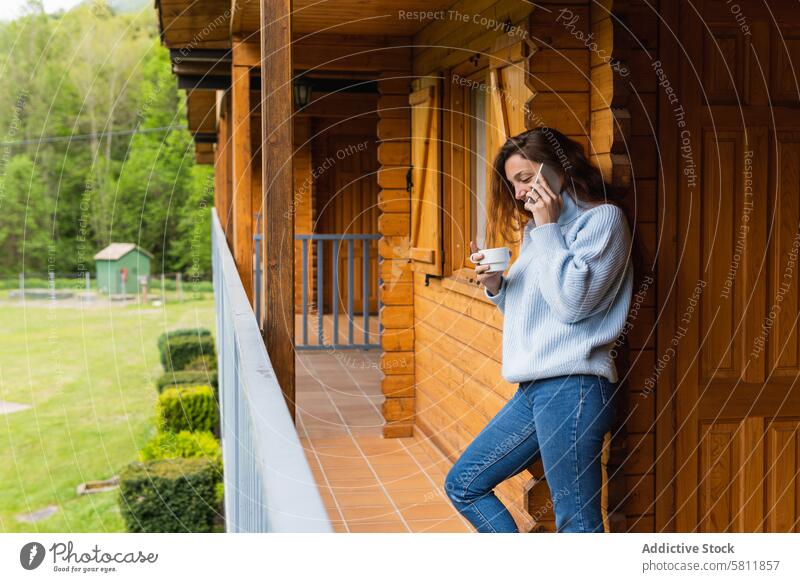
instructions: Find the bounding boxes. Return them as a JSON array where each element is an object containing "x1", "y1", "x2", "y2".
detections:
[{"x1": 94, "y1": 243, "x2": 153, "y2": 295}]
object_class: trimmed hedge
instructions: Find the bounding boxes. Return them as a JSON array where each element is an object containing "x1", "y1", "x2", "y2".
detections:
[
  {"x1": 139, "y1": 430, "x2": 221, "y2": 462},
  {"x1": 156, "y1": 370, "x2": 218, "y2": 393},
  {"x1": 157, "y1": 327, "x2": 211, "y2": 347},
  {"x1": 118, "y1": 458, "x2": 221, "y2": 532},
  {"x1": 180, "y1": 349, "x2": 216, "y2": 372},
  {"x1": 157, "y1": 328, "x2": 215, "y2": 372},
  {"x1": 157, "y1": 385, "x2": 218, "y2": 433}
]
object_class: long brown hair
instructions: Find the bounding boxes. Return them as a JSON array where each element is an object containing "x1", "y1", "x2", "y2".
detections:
[{"x1": 486, "y1": 127, "x2": 648, "y2": 290}]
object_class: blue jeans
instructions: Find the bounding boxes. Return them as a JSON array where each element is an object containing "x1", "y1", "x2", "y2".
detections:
[{"x1": 444, "y1": 374, "x2": 617, "y2": 533}]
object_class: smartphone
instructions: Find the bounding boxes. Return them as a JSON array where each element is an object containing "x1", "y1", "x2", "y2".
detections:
[{"x1": 529, "y1": 162, "x2": 562, "y2": 199}]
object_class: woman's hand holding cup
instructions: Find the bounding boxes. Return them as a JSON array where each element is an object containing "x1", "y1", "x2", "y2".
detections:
[{"x1": 470, "y1": 240, "x2": 504, "y2": 295}]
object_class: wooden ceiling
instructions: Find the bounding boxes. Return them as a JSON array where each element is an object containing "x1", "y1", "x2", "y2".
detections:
[
  {"x1": 274, "y1": 0, "x2": 457, "y2": 35},
  {"x1": 159, "y1": 0, "x2": 461, "y2": 42},
  {"x1": 305, "y1": 0, "x2": 461, "y2": 35},
  {"x1": 157, "y1": 0, "x2": 231, "y2": 49}
]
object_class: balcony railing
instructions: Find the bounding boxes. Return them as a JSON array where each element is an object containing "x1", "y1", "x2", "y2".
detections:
[
  {"x1": 295, "y1": 233, "x2": 382, "y2": 350},
  {"x1": 212, "y1": 208, "x2": 332, "y2": 532}
]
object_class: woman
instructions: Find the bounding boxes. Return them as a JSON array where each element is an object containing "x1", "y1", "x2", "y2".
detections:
[{"x1": 444, "y1": 127, "x2": 635, "y2": 533}]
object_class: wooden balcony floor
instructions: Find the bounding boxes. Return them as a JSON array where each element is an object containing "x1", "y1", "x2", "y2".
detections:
[{"x1": 296, "y1": 351, "x2": 474, "y2": 533}]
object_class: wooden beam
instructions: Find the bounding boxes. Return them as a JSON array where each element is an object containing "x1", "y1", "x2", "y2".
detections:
[
  {"x1": 261, "y1": 0, "x2": 295, "y2": 419},
  {"x1": 292, "y1": 34, "x2": 412, "y2": 73},
  {"x1": 231, "y1": 39, "x2": 260, "y2": 67},
  {"x1": 231, "y1": 60, "x2": 254, "y2": 305}
]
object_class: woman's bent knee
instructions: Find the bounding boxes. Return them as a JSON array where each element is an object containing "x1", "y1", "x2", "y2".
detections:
[
  {"x1": 444, "y1": 463, "x2": 467, "y2": 503},
  {"x1": 444, "y1": 461, "x2": 485, "y2": 505}
]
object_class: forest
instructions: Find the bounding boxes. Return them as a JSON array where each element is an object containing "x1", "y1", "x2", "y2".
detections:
[{"x1": 0, "y1": 0, "x2": 213, "y2": 279}]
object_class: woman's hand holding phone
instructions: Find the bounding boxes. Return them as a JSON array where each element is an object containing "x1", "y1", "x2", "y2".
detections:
[
  {"x1": 523, "y1": 163, "x2": 563, "y2": 225},
  {"x1": 470, "y1": 240, "x2": 503, "y2": 295}
]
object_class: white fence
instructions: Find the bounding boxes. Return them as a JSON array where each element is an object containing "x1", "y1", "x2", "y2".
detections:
[{"x1": 212, "y1": 208, "x2": 332, "y2": 532}]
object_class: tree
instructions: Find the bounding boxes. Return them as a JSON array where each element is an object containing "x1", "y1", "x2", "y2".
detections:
[
  {"x1": 0, "y1": 1, "x2": 214, "y2": 277},
  {"x1": 171, "y1": 165, "x2": 214, "y2": 280},
  {"x1": 0, "y1": 155, "x2": 52, "y2": 275}
]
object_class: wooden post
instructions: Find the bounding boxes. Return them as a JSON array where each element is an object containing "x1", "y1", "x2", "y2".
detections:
[
  {"x1": 214, "y1": 107, "x2": 229, "y2": 240},
  {"x1": 223, "y1": 94, "x2": 234, "y2": 247},
  {"x1": 231, "y1": 49, "x2": 254, "y2": 305},
  {"x1": 261, "y1": 0, "x2": 295, "y2": 419}
]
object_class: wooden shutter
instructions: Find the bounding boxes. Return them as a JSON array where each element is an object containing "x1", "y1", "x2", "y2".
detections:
[
  {"x1": 488, "y1": 67, "x2": 511, "y2": 145},
  {"x1": 485, "y1": 45, "x2": 531, "y2": 249},
  {"x1": 486, "y1": 51, "x2": 529, "y2": 156},
  {"x1": 409, "y1": 80, "x2": 442, "y2": 276}
]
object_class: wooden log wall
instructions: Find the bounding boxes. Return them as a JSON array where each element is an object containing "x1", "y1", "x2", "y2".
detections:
[
  {"x1": 619, "y1": 0, "x2": 660, "y2": 532},
  {"x1": 524, "y1": 0, "x2": 660, "y2": 532},
  {"x1": 399, "y1": 0, "x2": 660, "y2": 532},
  {"x1": 409, "y1": 0, "x2": 537, "y2": 531},
  {"x1": 377, "y1": 67, "x2": 416, "y2": 438}
]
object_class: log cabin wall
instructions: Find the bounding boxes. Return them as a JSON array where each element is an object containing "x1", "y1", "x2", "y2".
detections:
[
  {"x1": 378, "y1": 68, "x2": 416, "y2": 438},
  {"x1": 522, "y1": 0, "x2": 661, "y2": 532},
  {"x1": 405, "y1": 0, "x2": 662, "y2": 532},
  {"x1": 522, "y1": 1, "x2": 598, "y2": 533},
  {"x1": 614, "y1": 0, "x2": 661, "y2": 533},
  {"x1": 408, "y1": 0, "x2": 538, "y2": 532}
]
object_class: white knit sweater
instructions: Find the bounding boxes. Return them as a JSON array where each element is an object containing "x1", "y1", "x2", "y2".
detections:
[{"x1": 484, "y1": 190, "x2": 633, "y2": 383}]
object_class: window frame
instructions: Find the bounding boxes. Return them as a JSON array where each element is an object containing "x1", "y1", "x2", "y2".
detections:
[{"x1": 443, "y1": 64, "x2": 491, "y2": 281}]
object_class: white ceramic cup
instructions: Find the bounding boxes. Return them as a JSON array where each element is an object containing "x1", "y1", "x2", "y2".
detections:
[{"x1": 470, "y1": 247, "x2": 511, "y2": 273}]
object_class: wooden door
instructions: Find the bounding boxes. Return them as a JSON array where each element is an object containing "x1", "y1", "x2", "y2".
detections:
[{"x1": 673, "y1": 0, "x2": 800, "y2": 532}]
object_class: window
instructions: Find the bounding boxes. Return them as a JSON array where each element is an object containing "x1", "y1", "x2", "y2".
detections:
[
  {"x1": 444, "y1": 68, "x2": 491, "y2": 275},
  {"x1": 469, "y1": 83, "x2": 488, "y2": 250},
  {"x1": 443, "y1": 43, "x2": 531, "y2": 281}
]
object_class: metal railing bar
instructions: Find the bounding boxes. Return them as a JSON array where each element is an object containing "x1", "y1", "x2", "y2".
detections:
[
  {"x1": 332, "y1": 239, "x2": 339, "y2": 346},
  {"x1": 347, "y1": 239, "x2": 354, "y2": 345},
  {"x1": 316, "y1": 238, "x2": 323, "y2": 346},
  {"x1": 363, "y1": 238, "x2": 369, "y2": 346},
  {"x1": 301, "y1": 238, "x2": 308, "y2": 346}
]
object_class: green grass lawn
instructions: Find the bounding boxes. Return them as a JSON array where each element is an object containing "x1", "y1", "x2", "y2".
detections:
[{"x1": 0, "y1": 295, "x2": 216, "y2": 532}]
